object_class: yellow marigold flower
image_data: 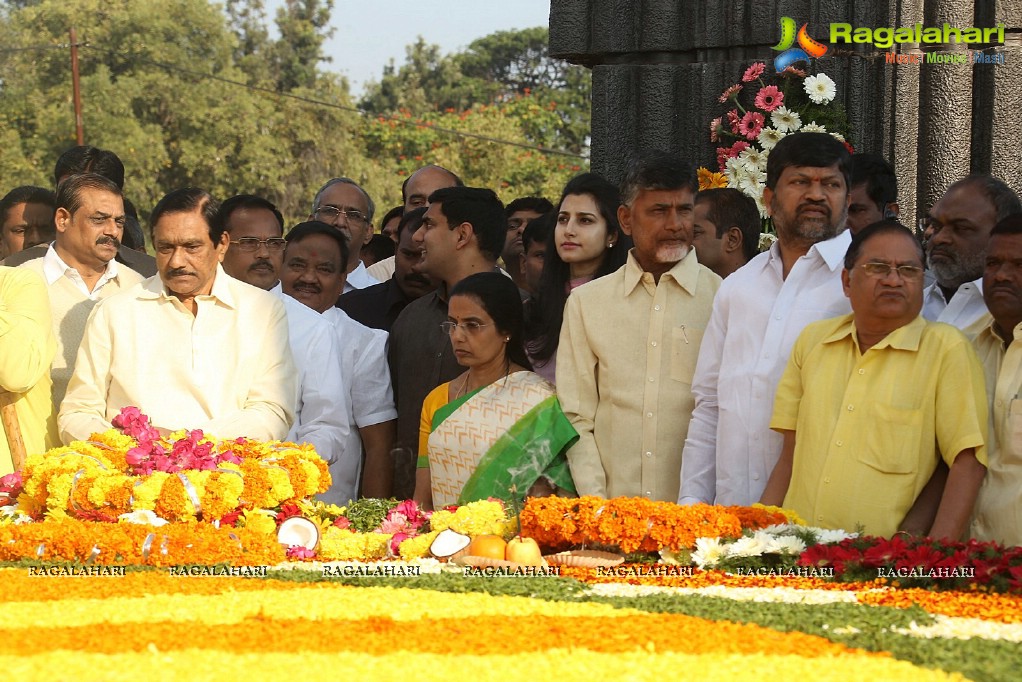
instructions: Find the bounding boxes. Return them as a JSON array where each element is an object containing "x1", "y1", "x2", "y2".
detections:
[{"x1": 241, "y1": 508, "x2": 278, "y2": 535}]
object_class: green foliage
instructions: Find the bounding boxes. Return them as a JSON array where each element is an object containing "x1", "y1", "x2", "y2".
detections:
[
  {"x1": 361, "y1": 28, "x2": 591, "y2": 155},
  {"x1": 0, "y1": 1, "x2": 589, "y2": 230}
]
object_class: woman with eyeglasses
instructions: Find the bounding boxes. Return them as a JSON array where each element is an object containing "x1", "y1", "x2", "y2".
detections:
[
  {"x1": 526, "y1": 173, "x2": 630, "y2": 384},
  {"x1": 413, "y1": 272, "x2": 577, "y2": 510}
]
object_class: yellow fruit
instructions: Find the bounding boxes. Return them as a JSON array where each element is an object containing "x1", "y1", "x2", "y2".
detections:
[{"x1": 505, "y1": 536, "x2": 544, "y2": 566}]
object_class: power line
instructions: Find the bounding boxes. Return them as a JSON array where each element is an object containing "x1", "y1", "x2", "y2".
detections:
[{"x1": 0, "y1": 39, "x2": 588, "y2": 160}]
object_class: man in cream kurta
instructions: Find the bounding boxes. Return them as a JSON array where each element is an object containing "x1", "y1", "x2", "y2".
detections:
[
  {"x1": 59, "y1": 188, "x2": 296, "y2": 443},
  {"x1": 556, "y1": 152, "x2": 720, "y2": 501}
]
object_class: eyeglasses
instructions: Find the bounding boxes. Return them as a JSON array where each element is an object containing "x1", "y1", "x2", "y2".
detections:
[
  {"x1": 441, "y1": 321, "x2": 491, "y2": 335},
  {"x1": 860, "y1": 261, "x2": 924, "y2": 281},
  {"x1": 232, "y1": 237, "x2": 286, "y2": 252},
  {"x1": 315, "y1": 205, "x2": 368, "y2": 224}
]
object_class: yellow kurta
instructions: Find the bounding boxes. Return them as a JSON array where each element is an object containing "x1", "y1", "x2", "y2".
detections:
[
  {"x1": 556, "y1": 249, "x2": 721, "y2": 501},
  {"x1": 0, "y1": 267, "x2": 57, "y2": 472},
  {"x1": 771, "y1": 314, "x2": 987, "y2": 537},
  {"x1": 970, "y1": 320, "x2": 1022, "y2": 546}
]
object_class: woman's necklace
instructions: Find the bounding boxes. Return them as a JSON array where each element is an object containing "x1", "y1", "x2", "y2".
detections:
[{"x1": 456, "y1": 359, "x2": 513, "y2": 400}]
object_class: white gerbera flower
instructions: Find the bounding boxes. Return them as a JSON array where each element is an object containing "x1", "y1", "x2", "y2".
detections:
[
  {"x1": 801, "y1": 121, "x2": 827, "y2": 134},
  {"x1": 724, "y1": 157, "x2": 747, "y2": 188},
  {"x1": 765, "y1": 535, "x2": 808, "y2": 555},
  {"x1": 804, "y1": 73, "x2": 837, "y2": 104},
  {"x1": 738, "y1": 167, "x2": 766, "y2": 195},
  {"x1": 757, "y1": 126, "x2": 785, "y2": 150},
  {"x1": 815, "y1": 528, "x2": 858, "y2": 544},
  {"x1": 738, "y1": 147, "x2": 765, "y2": 171},
  {"x1": 691, "y1": 536, "x2": 727, "y2": 568},
  {"x1": 770, "y1": 106, "x2": 802, "y2": 133},
  {"x1": 727, "y1": 533, "x2": 771, "y2": 558},
  {"x1": 829, "y1": 132, "x2": 845, "y2": 142}
]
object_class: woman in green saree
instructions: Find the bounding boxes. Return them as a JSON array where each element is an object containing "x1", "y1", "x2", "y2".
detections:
[{"x1": 413, "y1": 272, "x2": 577, "y2": 510}]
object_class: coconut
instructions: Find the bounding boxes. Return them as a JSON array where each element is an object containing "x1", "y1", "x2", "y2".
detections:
[
  {"x1": 277, "y1": 516, "x2": 320, "y2": 550},
  {"x1": 430, "y1": 528, "x2": 471, "y2": 558}
]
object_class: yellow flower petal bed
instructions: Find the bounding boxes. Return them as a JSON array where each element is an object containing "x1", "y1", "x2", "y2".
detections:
[
  {"x1": 562, "y1": 565, "x2": 1022, "y2": 623},
  {"x1": 0, "y1": 651, "x2": 963, "y2": 682},
  {"x1": 0, "y1": 571, "x2": 957, "y2": 682}
]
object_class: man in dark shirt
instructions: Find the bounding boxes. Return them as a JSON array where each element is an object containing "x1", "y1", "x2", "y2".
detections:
[
  {"x1": 338, "y1": 208, "x2": 435, "y2": 332},
  {"x1": 387, "y1": 187, "x2": 505, "y2": 498}
]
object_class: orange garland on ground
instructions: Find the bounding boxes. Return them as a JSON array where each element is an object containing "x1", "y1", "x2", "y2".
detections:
[
  {"x1": 520, "y1": 497, "x2": 744, "y2": 553},
  {"x1": 0, "y1": 519, "x2": 285, "y2": 566}
]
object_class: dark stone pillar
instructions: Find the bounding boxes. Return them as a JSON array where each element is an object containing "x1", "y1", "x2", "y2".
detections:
[{"x1": 550, "y1": 0, "x2": 1022, "y2": 222}]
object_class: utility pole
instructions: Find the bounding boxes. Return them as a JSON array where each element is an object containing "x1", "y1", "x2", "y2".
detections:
[{"x1": 69, "y1": 27, "x2": 84, "y2": 145}]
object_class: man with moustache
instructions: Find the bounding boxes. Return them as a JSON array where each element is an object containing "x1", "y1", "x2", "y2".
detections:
[
  {"x1": 969, "y1": 215, "x2": 1022, "y2": 547},
  {"x1": 19, "y1": 174, "x2": 144, "y2": 416},
  {"x1": 219, "y1": 194, "x2": 354, "y2": 492},
  {"x1": 557, "y1": 151, "x2": 720, "y2": 501},
  {"x1": 921, "y1": 175, "x2": 1021, "y2": 330},
  {"x1": 59, "y1": 188, "x2": 295, "y2": 443},
  {"x1": 762, "y1": 221, "x2": 987, "y2": 540},
  {"x1": 281, "y1": 221, "x2": 398, "y2": 501},
  {"x1": 680, "y1": 132, "x2": 854, "y2": 507},
  {"x1": 366, "y1": 164, "x2": 463, "y2": 282},
  {"x1": 310, "y1": 178, "x2": 380, "y2": 293},
  {"x1": 338, "y1": 207, "x2": 436, "y2": 332}
]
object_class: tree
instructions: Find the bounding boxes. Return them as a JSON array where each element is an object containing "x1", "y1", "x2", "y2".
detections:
[{"x1": 361, "y1": 28, "x2": 592, "y2": 155}]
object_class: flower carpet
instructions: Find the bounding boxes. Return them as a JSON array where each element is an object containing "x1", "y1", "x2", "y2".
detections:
[
  {"x1": 0, "y1": 563, "x2": 1019, "y2": 681},
  {"x1": 2, "y1": 413, "x2": 1020, "y2": 680}
]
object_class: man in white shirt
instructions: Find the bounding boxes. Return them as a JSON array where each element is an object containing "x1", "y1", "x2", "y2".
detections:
[
  {"x1": 220, "y1": 194, "x2": 355, "y2": 498},
  {"x1": 679, "y1": 132, "x2": 854, "y2": 507},
  {"x1": 19, "y1": 174, "x2": 144, "y2": 411},
  {"x1": 59, "y1": 188, "x2": 296, "y2": 444},
  {"x1": 309, "y1": 178, "x2": 380, "y2": 294},
  {"x1": 920, "y1": 174, "x2": 1021, "y2": 331},
  {"x1": 281, "y1": 221, "x2": 398, "y2": 504}
]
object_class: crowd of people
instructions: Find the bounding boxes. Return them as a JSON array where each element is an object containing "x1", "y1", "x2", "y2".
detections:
[{"x1": 1, "y1": 132, "x2": 1020, "y2": 546}]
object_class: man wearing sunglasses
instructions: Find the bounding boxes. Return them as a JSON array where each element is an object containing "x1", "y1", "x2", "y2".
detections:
[
  {"x1": 310, "y1": 178, "x2": 380, "y2": 294},
  {"x1": 761, "y1": 220, "x2": 987, "y2": 541},
  {"x1": 220, "y1": 194, "x2": 354, "y2": 502}
]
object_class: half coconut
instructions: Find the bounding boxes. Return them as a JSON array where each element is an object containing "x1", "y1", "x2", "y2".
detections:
[
  {"x1": 277, "y1": 516, "x2": 320, "y2": 550},
  {"x1": 430, "y1": 528, "x2": 471, "y2": 559}
]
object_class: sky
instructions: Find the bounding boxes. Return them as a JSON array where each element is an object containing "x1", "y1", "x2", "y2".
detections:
[{"x1": 268, "y1": 0, "x2": 552, "y2": 95}]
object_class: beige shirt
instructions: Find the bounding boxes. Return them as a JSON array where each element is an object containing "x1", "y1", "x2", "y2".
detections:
[
  {"x1": 556, "y1": 249, "x2": 720, "y2": 501},
  {"x1": 59, "y1": 266, "x2": 296, "y2": 443},
  {"x1": 971, "y1": 320, "x2": 1022, "y2": 546}
]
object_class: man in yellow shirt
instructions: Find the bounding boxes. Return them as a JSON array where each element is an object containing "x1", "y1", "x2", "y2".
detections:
[
  {"x1": 969, "y1": 215, "x2": 1022, "y2": 546},
  {"x1": 59, "y1": 189, "x2": 296, "y2": 443},
  {"x1": 0, "y1": 267, "x2": 57, "y2": 472},
  {"x1": 762, "y1": 220, "x2": 987, "y2": 539},
  {"x1": 556, "y1": 151, "x2": 721, "y2": 501}
]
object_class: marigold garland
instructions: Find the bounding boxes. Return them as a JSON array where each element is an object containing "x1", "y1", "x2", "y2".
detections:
[
  {"x1": 14, "y1": 431, "x2": 330, "y2": 524},
  {"x1": 520, "y1": 497, "x2": 743, "y2": 553},
  {"x1": 0, "y1": 518, "x2": 284, "y2": 566}
]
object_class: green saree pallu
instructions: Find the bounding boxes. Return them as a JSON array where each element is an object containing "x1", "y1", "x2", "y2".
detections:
[{"x1": 427, "y1": 371, "x2": 578, "y2": 507}]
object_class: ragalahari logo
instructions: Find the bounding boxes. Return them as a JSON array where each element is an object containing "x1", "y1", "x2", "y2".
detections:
[{"x1": 772, "y1": 16, "x2": 828, "y2": 71}]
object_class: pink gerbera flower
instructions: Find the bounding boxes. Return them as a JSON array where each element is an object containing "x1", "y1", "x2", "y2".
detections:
[
  {"x1": 754, "y1": 85, "x2": 784, "y2": 112},
  {"x1": 726, "y1": 109, "x2": 741, "y2": 135},
  {"x1": 742, "y1": 62, "x2": 766, "y2": 82},
  {"x1": 738, "y1": 112, "x2": 765, "y2": 141},
  {"x1": 709, "y1": 117, "x2": 722, "y2": 143},
  {"x1": 718, "y1": 84, "x2": 742, "y2": 103}
]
